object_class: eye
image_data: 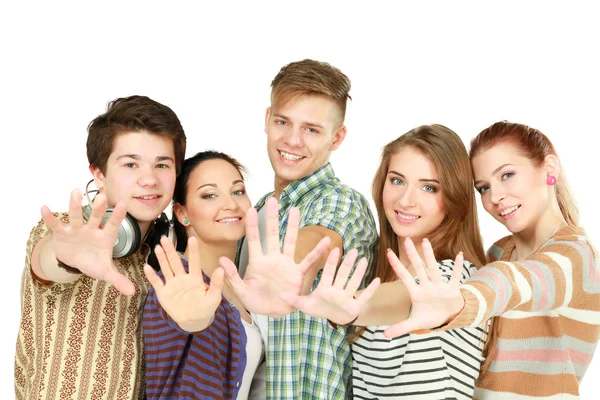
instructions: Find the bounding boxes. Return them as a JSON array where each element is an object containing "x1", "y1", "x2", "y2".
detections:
[
  {"x1": 501, "y1": 172, "x2": 514, "y2": 180},
  {"x1": 476, "y1": 185, "x2": 489, "y2": 194},
  {"x1": 306, "y1": 127, "x2": 318, "y2": 134},
  {"x1": 276, "y1": 119, "x2": 287, "y2": 126},
  {"x1": 390, "y1": 177, "x2": 404, "y2": 185},
  {"x1": 202, "y1": 193, "x2": 217, "y2": 199},
  {"x1": 422, "y1": 185, "x2": 437, "y2": 193},
  {"x1": 156, "y1": 163, "x2": 169, "y2": 169},
  {"x1": 124, "y1": 163, "x2": 136, "y2": 168},
  {"x1": 233, "y1": 189, "x2": 246, "y2": 196}
]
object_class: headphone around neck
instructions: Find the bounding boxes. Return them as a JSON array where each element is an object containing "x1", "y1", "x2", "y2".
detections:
[{"x1": 82, "y1": 180, "x2": 176, "y2": 258}]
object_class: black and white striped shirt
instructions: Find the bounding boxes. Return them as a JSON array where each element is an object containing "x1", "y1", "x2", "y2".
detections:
[{"x1": 351, "y1": 260, "x2": 487, "y2": 400}]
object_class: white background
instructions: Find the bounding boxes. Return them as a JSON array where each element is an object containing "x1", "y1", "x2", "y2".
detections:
[{"x1": 1, "y1": 1, "x2": 599, "y2": 398}]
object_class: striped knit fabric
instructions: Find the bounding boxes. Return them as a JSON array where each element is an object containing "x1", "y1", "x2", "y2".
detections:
[
  {"x1": 143, "y1": 260, "x2": 246, "y2": 400},
  {"x1": 444, "y1": 225, "x2": 600, "y2": 399}
]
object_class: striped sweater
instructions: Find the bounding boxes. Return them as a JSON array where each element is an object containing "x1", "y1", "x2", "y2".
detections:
[
  {"x1": 445, "y1": 225, "x2": 600, "y2": 399},
  {"x1": 143, "y1": 259, "x2": 247, "y2": 400}
]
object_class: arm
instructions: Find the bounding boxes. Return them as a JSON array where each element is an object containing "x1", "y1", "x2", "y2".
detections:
[
  {"x1": 354, "y1": 281, "x2": 411, "y2": 326},
  {"x1": 31, "y1": 233, "x2": 80, "y2": 284}
]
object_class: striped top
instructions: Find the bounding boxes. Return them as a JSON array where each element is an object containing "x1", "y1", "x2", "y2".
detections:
[
  {"x1": 352, "y1": 259, "x2": 486, "y2": 399},
  {"x1": 444, "y1": 225, "x2": 600, "y2": 399},
  {"x1": 143, "y1": 259, "x2": 247, "y2": 400},
  {"x1": 14, "y1": 213, "x2": 149, "y2": 400}
]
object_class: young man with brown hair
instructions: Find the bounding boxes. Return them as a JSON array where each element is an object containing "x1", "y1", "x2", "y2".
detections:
[
  {"x1": 14, "y1": 95, "x2": 186, "y2": 400},
  {"x1": 230, "y1": 59, "x2": 378, "y2": 399}
]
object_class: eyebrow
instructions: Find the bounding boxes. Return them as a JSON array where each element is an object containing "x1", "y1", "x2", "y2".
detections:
[
  {"x1": 116, "y1": 154, "x2": 175, "y2": 163},
  {"x1": 197, "y1": 180, "x2": 244, "y2": 191},
  {"x1": 272, "y1": 113, "x2": 325, "y2": 129},
  {"x1": 473, "y1": 163, "x2": 513, "y2": 186},
  {"x1": 388, "y1": 170, "x2": 440, "y2": 184}
]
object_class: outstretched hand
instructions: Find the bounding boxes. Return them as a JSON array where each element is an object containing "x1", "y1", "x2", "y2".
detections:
[
  {"x1": 383, "y1": 238, "x2": 465, "y2": 338},
  {"x1": 41, "y1": 189, "x2": 135, "y2": 295},
  {"x1": 219, "y1": 197, "x2": 331, "y2": 317},
  {"x1": 144, "y1": 236, "x2": 224, "y2": 333},
  {"x1": 280, "y1": 247, "x2": 380, "y2": 326}
]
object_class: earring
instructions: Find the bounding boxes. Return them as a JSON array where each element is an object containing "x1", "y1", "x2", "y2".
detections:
[
  {"x1": 183, "y1": 219, "x2": 189, "y2": 225},
  {"x1": 546, "y1": 175, "x2": 557, "y2": 185}
]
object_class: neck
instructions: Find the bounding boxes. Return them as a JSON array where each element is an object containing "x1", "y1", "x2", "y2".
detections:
[
  {"x1": 273, "y1": 176, "x2": 290, "y2": 200},
  {"x1": 139, "y1": 221, "x2": 152, "y2": 239},
  {"x1": 183, "y1": 237, "x2": 238, "y2": 278},
  {"x1": 512, "y1": 207, "x2": 566, "y2": 259}
]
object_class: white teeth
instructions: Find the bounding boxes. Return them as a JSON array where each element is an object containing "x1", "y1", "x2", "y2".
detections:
[
  {"x1": 219, "y1": 217, "x2": 240, "y2": 223},
  {"x1": 139, "y1": 196, "x2": 158, "y2": 200},
  {"x1": 280, "y1": 151, "x2": 303, "y2": 161},
  {"x1": 500, "y1": 205, "x2": 520, "y2": 216},
  {"x1": 396, "y1": 212, "x2": 419, "y2": 220}
]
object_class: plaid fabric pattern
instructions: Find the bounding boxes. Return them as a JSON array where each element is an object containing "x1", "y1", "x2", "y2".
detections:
[{"x1": 249, "y1": 163, "x2": 378, "y2": 399}]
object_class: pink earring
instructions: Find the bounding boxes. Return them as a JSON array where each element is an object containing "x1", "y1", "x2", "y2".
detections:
[{"x1": 546, "y1": 175, "x2": 557, "y2": 185}]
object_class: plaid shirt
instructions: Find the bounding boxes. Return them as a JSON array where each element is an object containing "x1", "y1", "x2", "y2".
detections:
[{"x1": 239, "y1": 163, "x2": 378, "y2": 399}]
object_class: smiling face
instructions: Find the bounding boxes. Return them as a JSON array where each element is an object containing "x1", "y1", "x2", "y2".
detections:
[
  {"x1": 472, "y1": 141, "x2": 552, "y2": 234},
  {"x1": 175, "y1": 158, "x2": 252, "y2": 245},
  {"x1": 382, "y1": 147, "x2": 446, "y2": 243},
  {"x1": 265, "y1": 94, "x2": 346, "y2": 195},
  {"x1": 91, "y1": 131, "x2": 176, "y2": 232}
]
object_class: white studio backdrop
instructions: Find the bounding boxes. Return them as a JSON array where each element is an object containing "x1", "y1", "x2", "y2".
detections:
[{"x1": 2, "y1": 1, "x2": 599, "y2": 398}]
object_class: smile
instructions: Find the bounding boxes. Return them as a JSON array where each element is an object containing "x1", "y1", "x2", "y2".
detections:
[
  {"x1": 279, "y1": 150, "x2": 305, "y2": 161},
  {"x1": 216, "y1": 217, "x2": 242, "y2": 224},
  {"x1": 396, "y1": 211, "x2": 420, "y2": 224},
  {"x1": 499, "y1": 205, "x2": 521, "y2": 217}
]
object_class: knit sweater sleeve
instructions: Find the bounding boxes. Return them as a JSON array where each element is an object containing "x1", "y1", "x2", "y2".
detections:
[{"x1": 445, "y1": 229, "x2": 598, "y2": 329}]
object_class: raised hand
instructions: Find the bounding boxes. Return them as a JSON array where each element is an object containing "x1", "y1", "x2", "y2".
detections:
[
  {"x1": 219, "y1": 196, "x2": 331, "y2": 317},
  {"x1": 41, "y1": 189, "x2": 135, "y2": 295},
  {"x1": 383, "y1": 238, "x2": 465, "y2": 338},
  {"x1": 280, "y1": 247, "x2": 380, "y2": 326},
  {"x1": 144, "y1": 236, "x2": 224, "y2": 333}
]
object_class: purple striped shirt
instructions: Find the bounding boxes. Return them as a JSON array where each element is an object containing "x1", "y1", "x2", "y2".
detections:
[{"x1": 143, "y1": 259, "x2": 247, "y2": 399}]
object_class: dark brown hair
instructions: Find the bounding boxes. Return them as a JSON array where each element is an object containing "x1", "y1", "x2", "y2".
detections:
[{"x1": 87, "y1": 95, "x2": 186, "y2": 175}]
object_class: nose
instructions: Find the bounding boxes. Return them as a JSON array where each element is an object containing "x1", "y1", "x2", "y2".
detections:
[
  {"x1": 222, "y1": 194, "x2": 238, "y2": 211},
  {"x1": 398, "y1": 185, "x2": 416, "y2": 208},
  {"x1": 283, "y1": 126, "x2": 303, "y2": 147},
  {"x1": 489, "y1": 184, "x2": 507, "y2": 204},
  {"x1": 138, "y1": 165, "x2": 159, "y2": 187}
]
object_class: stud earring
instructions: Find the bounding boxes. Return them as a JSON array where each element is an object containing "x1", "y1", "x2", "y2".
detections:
[
  {"x1": 183, "y1": 219, "x2": 189, "y2": 225},
  {"x1": 546, "y1": 175, "x2": 557, "y2": 185}
]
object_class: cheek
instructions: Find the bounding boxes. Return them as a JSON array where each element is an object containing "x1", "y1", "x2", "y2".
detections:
[
  {"x1": 239, "y1": 197, "x2": 252, "y2": 212},
  {"x1": 424, "y1": 194, "x2": 445, "y2": 218}
]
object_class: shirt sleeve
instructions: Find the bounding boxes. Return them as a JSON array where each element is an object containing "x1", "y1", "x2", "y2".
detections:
[{"x1": 445, "y1": 234, "x2": 598, "y2": 329}]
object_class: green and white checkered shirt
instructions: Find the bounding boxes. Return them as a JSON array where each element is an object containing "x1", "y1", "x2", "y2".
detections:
[{"x1": 239, "y1": 163, "x2": 378, "y2": 399}]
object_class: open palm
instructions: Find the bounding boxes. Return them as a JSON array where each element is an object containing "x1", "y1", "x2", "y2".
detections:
[
  {"x1": 280, "y1": 247, "x2": 380, "y2": 325},
  {"x1": 383, "y1": 238, "x2": 465, "y2": 338},
  {"x1": 42, "y1": 189, "x2": 135, "y2": 295},
  {"x1": 144, "y1": 236, "x2": 224, "y2": 333},
  {"x1": 220, "y1": 197, "x2": 330, "y2": 317}
]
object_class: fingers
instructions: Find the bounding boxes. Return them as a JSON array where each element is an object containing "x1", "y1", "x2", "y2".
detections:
[
  {"x1": 383, "y1": 317, "x2": 424, "y2": 339},
  {"x1": 450, "y1": 251, "x2": 464, "y2": 287},
  {"x1": 102, "y1": 201, "x2": 127, "y2": 237},
  {"x1": 218, "y1": 256, "x2": 247, "y2": 295},
  {"x1": 87, "y1": 193, "x2": 107, "y2": 229},
  {"x1": 207, "y1": 267, "x2": 225, "y2": 298},
  {"x1": 344, "y1": 256, "x2": 368, "y2": 295},
  {"x1": 404, "y1": 238, "x2": 429, "y2": 285},
  {"x1": 143, "y1": 263, "x2": 165, "y2": 291},
  {"x1": 422, "y1": 238, "x2": 442, "y2": 283},
  {"x1": 105, "y1": 268, "x2": 136, "y2": 296},
  {"x1": 265, "y1": 197, "x2": 280, "y2": 254},
  {"x1": 154, "y1": 243, "x2": 174, "y2": 281},
  {"x1": 334, "y1": 249, "x2": 358, "y2": 290},
  {"x1": 244, "y1": 207, "x2": 263, "y2": 258},
  {"x1": 355, "y1": 277, "x2": 381, "y2": 308},
  {"x1": 282, "y1": 207, "x2": 300, "y2": 257},
  {"x1": 319, "y1": 247, "x2": 340, "y2": 287},
  {"x1": 387, "y1": 248, "x2": 418, "y2": 292},
  {"x1": 161, "y1": 235, "x2": 185, "y2": 276},
  {"x1": 298, "y1": 236, "x2": 331, "y2": 274},
  {"x1": 41, "y1": 206, "x2": 61, "y2": 231},
  {"x1": 187, "y1": 237, "x2": 203, "y2": 277},
  {"x1": 68, "y1": 189, "x2": 84, "y2": 228}
]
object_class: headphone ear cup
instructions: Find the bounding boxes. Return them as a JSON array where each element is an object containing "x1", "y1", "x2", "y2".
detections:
[{"x1": 100, "y1": 209, "x2": 141, "y2": 258}]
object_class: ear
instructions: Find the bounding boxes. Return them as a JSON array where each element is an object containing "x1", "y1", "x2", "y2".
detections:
[
  {"x1": 264, "y1": 107, "x2": 271, "y2": 134},
  {"x1": 173, "y1": 203, "x2": 188, "y2": 225},
  {"x1": 89, "y1": 165, "x2": 105, "y2": 189},
  {"x1": 543, "y1": 154, "x2": 561, "y2": 179},
  {"x1": 330, "y1": 124, "x2": 347, "y2": 151}
]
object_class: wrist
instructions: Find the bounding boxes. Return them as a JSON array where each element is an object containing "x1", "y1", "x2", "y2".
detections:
[{"x1": 182, "y1": 314, "x2": 216, "y2": 333}]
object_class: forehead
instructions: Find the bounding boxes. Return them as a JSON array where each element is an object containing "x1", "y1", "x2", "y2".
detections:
[
  {"x1": 273, "y1": 94, "x2": 341, "y2": 127},
  {"x1": 189, "y1": 159, "x2": 243, "y2": 185},
  {"x1": 110, "y1": 131, "x2": 174, "y2": 158},
  {"x1": 471, "y1": 142, "x2": 532, "y2": 179},
  {"x1": 389, "y1": 147, "x2": 438, "y2": 178}
]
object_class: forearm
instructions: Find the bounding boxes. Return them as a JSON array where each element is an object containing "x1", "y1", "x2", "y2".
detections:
[
  {"x1": 32, "y1": 234, "x2": 80, "y2": 284},
  {"x1": 355, "y1": 281, "x2": 411, "y2": 326}
]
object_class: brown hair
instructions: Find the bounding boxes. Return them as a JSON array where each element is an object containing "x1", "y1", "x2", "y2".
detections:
[
  {"x1": 470, "y1": 120, "x2": 580, "y2": 373},
  {"x1": 87, "y1": 95, "x2": 186, "y2": 175},
  {"x1": 352, "y1": 124, "x2": 487, "y2": 341},
  {"x1": 270, "y1": 59, "x2": 351, "y2": 126}
]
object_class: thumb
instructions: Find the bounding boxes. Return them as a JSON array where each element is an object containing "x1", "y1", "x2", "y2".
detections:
[
  {"x1": 207, "y1": 267, "x2": 225, "y2": 298},
  {"x1": 105, "y1": 269, "x2": 136, "y2": 296},
  {"x1": 280, "y1": 291, "x2": 304, "y2": 309}
]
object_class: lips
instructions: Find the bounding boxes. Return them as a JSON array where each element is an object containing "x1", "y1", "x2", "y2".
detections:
[
  {"x1": 216, "y1": 216, "x2": 242, "y2": 224},
  {"x1": 499, "y1": 204, "x2": 521, "y2": 217},
  {"x1": 134, "y1": 194, "x2": 162, "y2": 204},
  {"x1": 279, "y1": 150, "x2": 305, "y2": 161},
  {"x1": 396, "y1": 211, "x2": 420, "y2": 223}
]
